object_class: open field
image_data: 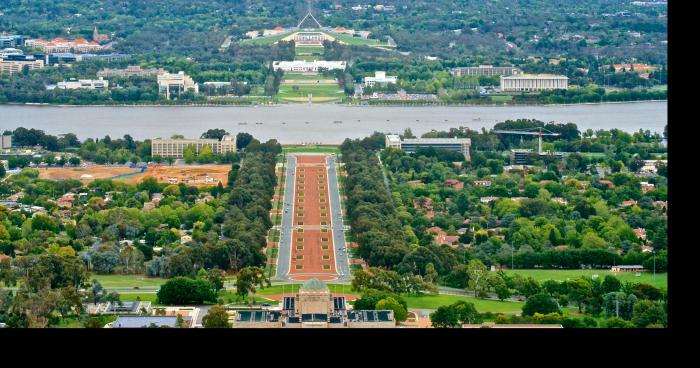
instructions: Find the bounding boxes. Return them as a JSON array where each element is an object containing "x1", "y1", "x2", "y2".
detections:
[
  {"x1": 38, "y1": 164, "x2": 231, "y2": 187},
  {"x1": 402, "y1": 294, "x2": 524, "y2": 313},
  {"x1": 282, "y1": 146, "x2": 340, "y2": 154},
  {"x1": 278, "y1": 83, "x2": 344, "y2": 95},
  {"x1": 38, "y1": 165, "x2": 142, "y2": 181},
  {"x1": 91, "y1": 274, "x2": 167, "y2": 289},
  {"x1": 503, "y1": 269, "x2": 668, "y2": 289},
  {"x1": 239, "y1": 32, "x2": 293, "y2": 45},
  {"x1": 118, "y1": 164, "x2": 231, "y2": 187},
  {"x1": 327, "y1": 32, "x2": 389, "y2": 47}
]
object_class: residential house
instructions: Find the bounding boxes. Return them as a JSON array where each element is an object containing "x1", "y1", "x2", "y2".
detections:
[
  {"x1": 480, "y1": 196, "x2": 500, "y2": 203},
  {"x1": 473, "y1": 180, "x2": 492, "y2": 187},
  {"x1": 444, "y1": 179, "x2": 464, "y2": 190},
  {"x1": 634, "y1": 228, "x2": 647, "y2": 241},
  {"x1": 621, "y1": 200, "x2": 638, "y2": 207}
]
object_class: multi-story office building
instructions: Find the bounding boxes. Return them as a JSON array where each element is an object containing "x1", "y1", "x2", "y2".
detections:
[
  {"x1": 385, "y1": 134, "x2": 471, "y2": 160},
  {"x1": 500, "y1": 74, "x2": 568, "y2": 91},
  {"x1": 451, "y1": 65, "x2": 522, "y2": 76},
  {"x1": 25, "y1": 37, "x2": 103, "y2": 53},
  {"x1": 157, "y1": 71, "x2": 199, "y2": 99},
  {"x1": 56, "y1": 78, "x2": 109, "y2": 90},
  {"x1": 46, "y1": 53, "x2": 130, "y2": 66},
  {"x1": 272, "y1": 60, "x2": 346, "y2": 72},
  {"x1": 0, "y1": 35, "x2": 27, "y2": 48},
  {"x1": 363, "y1": 71, "x2": 398, "y2": 87},
  {"x1": 0, "y1": 59, "x2": 44, "y2": 74},
  {"x1": 97, "y1": 65, "x2": 166, "y2": 78},
  {"x1": 151, "y1": 135, "x2": 236, "y2": 158}
]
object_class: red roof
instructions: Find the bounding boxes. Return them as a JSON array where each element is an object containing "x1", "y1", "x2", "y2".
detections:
[{"x1": 0, "y1": 254, "x2": 10, "y2": 262}]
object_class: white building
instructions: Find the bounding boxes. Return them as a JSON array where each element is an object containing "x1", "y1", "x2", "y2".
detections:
[
  {"x1": 451, "y1": 65, "x2": 522, "y2": 76},
  {"x1": 500, "y1": 74, "x2": 568, "y2": 91},
  {"x1": 0, "y1": 59, "x2": 44, "y2": 74},
  {"x1": 151, "y1": 134, "x2": 236, "y2": 158},
  {"x1": 385, "y1": 134, "x2": 471, "y2": 160},
  {"x1": 363, "y1": 71, "x2": 398, "y2": 87},
  {"x1": 56, "y1": 77, "x2": 109, "y2": 90},
  {"x1": 157, "y1": 71, "x2": 199, "y2": 99},
  {"x1": 272, "y1": 60, "x2": 346, "y2": 72}
]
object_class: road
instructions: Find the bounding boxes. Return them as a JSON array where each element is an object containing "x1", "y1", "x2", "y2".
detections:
[
  {"x1": 326, "y1": 154, "x2": 351, "y2": 280},
  {"x1": 273, "y1": 153, "x2": 350, "y2": 281},
  {"x1": 274, "y1": 155, "x2": 297, "y2": 280}
]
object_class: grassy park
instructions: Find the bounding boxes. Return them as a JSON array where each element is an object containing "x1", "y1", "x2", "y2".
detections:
[
  {"x1": 402, "y1": 294, "x2": 523, "y2": 313},
  {"x1": 503, "y1": 269, "x2": 668, "y2": 289}
]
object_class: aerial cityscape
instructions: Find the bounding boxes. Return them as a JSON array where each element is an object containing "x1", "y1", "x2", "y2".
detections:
[{"x1": 0, "y1": 0, "x2": 667, "y2": 329}]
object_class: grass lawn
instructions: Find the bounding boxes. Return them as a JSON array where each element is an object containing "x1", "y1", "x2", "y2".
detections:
[
  {"x1": 503, "y1": 269, "x2": 668, "y2": 290},
  {"x1": 282, "y1": 146, "x2": 340, "y2": 154},
  {"x1": 239, "y1": 32, "x2": 293, "y2": 45},
  {"x1": 91, "y1": 274, "x2": 167, "y2": 289},
  {"x1": 403, "y1": 294, "x2": 523, "y2": 313},
  {"x1": 283, "y1": 73, "x2": 330, "y2": 81},
  {"x1": 119, "y1": 292, "x2": 159, "y2": 303},
  {"x1": 278, "y1": 83, "x2": 344, "y2": 101},
  {"x1": 328, "y1": 32, "x2": 385, "y2": 46}
]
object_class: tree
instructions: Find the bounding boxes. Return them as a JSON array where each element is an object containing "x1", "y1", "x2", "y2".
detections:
[
  {"x1": 235, "y1": 266, "x2": 270, "y2": 305},
  {"x1": 376, "y1": 297, "x2": 408, "y2": 323},
  {"x1": 206, "y1": 268, "x2": 226, "y2": 293},
  {"x1": 601, "y1": 275, "x2": 622, "y2": 294},
  {"x1": 202, "y1": 304, "x2": 231, "y2": 328},
  {"x1": 430, "y1": 301, "x2": 482, "y2": 327},
  {"x1": 603, "y1": 292, "x2": 637, "y2": 320},
  {"x1": 522, "y1": 293, "x2": 562, "y2": 316},
  {"x1": 632, "y1": 300, "x2": 667, "y2": 328},
  {"x1": 604, "y1": 317, "x2": 635, "y2": 328},
  {"x1": 84, "y1": 317, "x2": 106, "y2": 328},
  {"x1": 156, "y1": 277, "x2": 217, "y2": 305},
  {"x1": 466, "y1": 259, "x2": 488, "y2": 297}
]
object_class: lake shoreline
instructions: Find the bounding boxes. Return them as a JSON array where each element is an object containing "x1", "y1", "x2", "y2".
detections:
[{"x1": 0, "y1": 99, "x2": 667, "y2": 108}]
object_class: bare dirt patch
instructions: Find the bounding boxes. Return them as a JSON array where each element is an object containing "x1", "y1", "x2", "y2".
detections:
[
  {"x1": 38, "y1": 166, "x2": 141, "y2": 181},
  {"x1": 119, "y1": 164, "x2": 231, "y2": 187}
]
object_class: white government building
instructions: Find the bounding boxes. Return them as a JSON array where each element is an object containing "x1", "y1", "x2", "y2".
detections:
[
  {"x1": 56, "y1": 77, "x2": 109, "y2": 90},
  {"x1": 385, "y1": 134, "x2": 471, "y2": 160},
  {"x1": 363, "y1": 71, "x2": 398, "y2": 87},
  {"x1": 151, "y1": 135, "x2": 237, "y2": 158},
  {"x1": 500, "y1": 74, "x2": 568, "y2": 91},
  {"x1": 157, "y1": 71, "x2": 199, "y2": 99},
  {"x1": 272, "y1": 60, "x2": 346, "y2": 72}
]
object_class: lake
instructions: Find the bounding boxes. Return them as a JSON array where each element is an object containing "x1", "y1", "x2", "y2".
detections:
[{"x1": 0, "y1": 102, "x2": 667, "y2": 144}]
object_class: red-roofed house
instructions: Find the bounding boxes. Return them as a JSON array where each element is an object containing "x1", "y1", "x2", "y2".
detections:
[
  {"x1": 621, "y1": 200, "x2": 638, "y2": 207},
  {"x1": 427, "y1": 226, "x2": 460, "y2": 247},
  {"x1": 444, "y1": 179, "x2": 464, "y2": 190},
  {"x1": 634, "y1": 228, "x2": 647, "y2": 241},
  {"x1": 0, "y1": 254, "x2": 10, "y2": 262}
]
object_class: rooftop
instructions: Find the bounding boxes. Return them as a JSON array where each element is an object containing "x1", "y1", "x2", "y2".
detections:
[{"x1": 300, "y1": 278, "x2": 328, "y2": 291}]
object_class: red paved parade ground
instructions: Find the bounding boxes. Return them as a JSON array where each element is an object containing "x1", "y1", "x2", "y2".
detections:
[{"x1": 288, "y1": 155, "x2": 338, "y2": 281}]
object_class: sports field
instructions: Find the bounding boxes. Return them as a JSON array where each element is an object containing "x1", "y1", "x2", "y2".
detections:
[{"x1": 504, "y1": 269, "x2": 668, "y2": 289}]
